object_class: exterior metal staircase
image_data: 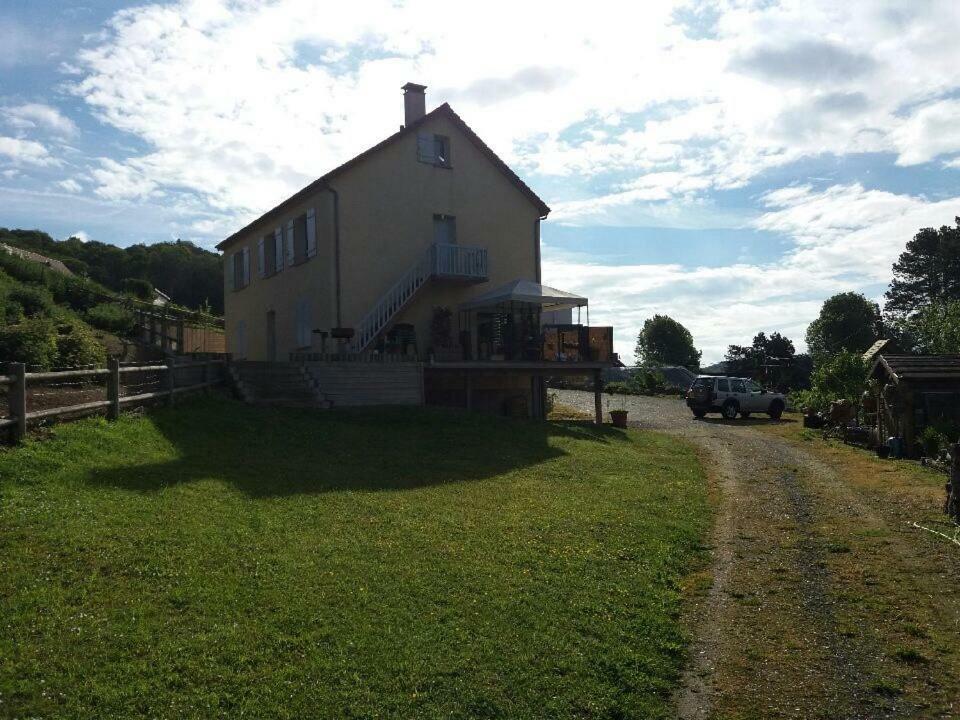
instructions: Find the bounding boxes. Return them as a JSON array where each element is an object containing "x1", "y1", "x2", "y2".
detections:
[{"x1": 352, "y1": 242, "x2": 487, "y2": 351}]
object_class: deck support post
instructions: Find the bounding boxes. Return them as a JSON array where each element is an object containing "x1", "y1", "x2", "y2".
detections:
[
  {"x1": 593, "y1": 368, "x2": 602, "y2": 425},
  {"x1": 10, "y1": 362, "x2": 26, "y2": 443},
  {"x1": 107, "y1": 358, "x2": 120, "y2": 420}
]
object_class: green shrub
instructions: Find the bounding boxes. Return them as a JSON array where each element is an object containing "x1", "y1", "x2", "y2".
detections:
[
  {"x1": 603, "y1": 381, "x2": 636, "y2": 395},
  {"x1": 0, "y1": 316, "x2": 59, "y2": 369},
  {"x1": 55, "y1": 321, "x2": 106, "y2": 368},
  {"x1": 86, "y1": 302, "x2": 135, "y2": 335},
  {"x1": 7, "y1": 285, "x2": 54, "y2": 317},
  {"x1": 121, "y1": 277, "x2": 154, "y2": 301},
  {"x1": 919, "y1": 425, "x2": 946, "y2": 458}
]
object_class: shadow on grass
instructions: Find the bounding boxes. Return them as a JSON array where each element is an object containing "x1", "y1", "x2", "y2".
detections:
[{"x1": 84, "y1": 397, "x2": 629, "y2": 497}]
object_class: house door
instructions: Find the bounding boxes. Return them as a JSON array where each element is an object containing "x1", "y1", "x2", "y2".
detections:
[{"x1": 266, "y1": 310, "x2": 277, "y2": 361}]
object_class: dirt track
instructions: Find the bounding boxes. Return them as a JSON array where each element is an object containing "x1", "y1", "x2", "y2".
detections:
[{"x1": 553, "y1": 390, "x2": 960, "y2": 720}]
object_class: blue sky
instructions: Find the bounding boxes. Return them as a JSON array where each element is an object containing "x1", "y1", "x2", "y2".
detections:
[{"x1": 2, "y1": 1, "x2": 960, "y2": 362}]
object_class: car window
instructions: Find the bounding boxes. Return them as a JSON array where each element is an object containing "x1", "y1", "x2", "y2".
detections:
[
  {"x1": 746, "y1": 380, "x2": 762, "y2": 392},
  {"x1": 730, "y1": 379, "x2": 746, "y2": 393},
  {"x1": 717, "y1": 378, "x2": 730, "y2": 392}
]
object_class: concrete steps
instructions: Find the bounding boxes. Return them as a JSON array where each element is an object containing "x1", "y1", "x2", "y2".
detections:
[
  {"x1": 228, "y1": 361, "x2": 423, "y2": 408},
  {"x1": 229, "y1": 362, "x2": 332, "y2": 408}
]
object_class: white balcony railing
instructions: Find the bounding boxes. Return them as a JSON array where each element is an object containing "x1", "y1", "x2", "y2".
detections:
[{"x1": 431, "y1": 243, "x2": 487, "y2": 280}]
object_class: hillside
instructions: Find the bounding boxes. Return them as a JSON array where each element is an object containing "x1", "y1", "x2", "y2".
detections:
[
  {"x1": 0, "y1": 246, "x2": 137, "y2": 369},
  {"x1": 0, "y1": 228, "x2": 223, "y2": 314}
]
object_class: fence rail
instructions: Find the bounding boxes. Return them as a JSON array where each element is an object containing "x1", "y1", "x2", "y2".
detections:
[{"x1": 1, "y1": 359, "x2": 226, "y2": 444}]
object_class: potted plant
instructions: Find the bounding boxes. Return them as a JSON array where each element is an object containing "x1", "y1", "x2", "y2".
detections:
[{"x1": 607, "y1": 393, "x2": 628, "y2": 428}]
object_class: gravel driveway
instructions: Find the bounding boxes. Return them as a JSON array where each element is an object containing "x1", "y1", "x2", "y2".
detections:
[{"x1": 552, "y1": 390, "x2": 936, "y2": 720}]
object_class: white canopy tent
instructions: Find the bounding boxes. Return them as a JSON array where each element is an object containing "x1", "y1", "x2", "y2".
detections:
[{"x1": 459, "y1": 279, "x2": 588, "y2": 314}]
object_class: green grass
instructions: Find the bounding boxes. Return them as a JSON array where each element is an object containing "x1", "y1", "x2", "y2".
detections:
[{"x1": 0, "y1": 397, "x2": 708, "y2": 719}]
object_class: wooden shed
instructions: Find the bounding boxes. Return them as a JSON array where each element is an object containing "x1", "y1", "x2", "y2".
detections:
[{"x1": 870, "y1": 354, "x2": 960, "y2": 456}]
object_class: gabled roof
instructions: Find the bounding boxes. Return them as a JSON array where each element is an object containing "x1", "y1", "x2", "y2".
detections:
[
  {"x1": 217, "y1": 103, "x2": 550, "y2": 250},
  {"x1": 873, "y1": 354, "x2": 960, "y2": 383}
]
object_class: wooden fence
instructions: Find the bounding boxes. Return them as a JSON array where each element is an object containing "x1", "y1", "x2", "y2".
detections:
[{"x1": 0, "y1": 359, "x2": 226, "y2": 444}]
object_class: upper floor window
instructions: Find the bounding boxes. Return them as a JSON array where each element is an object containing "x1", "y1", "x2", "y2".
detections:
[
  {"x1": 417, "y1": 132, "x2": 451, "y2": 167},
  {"x1": 232, "y1": 247, "x2": 250, "y2": 290},
  {"x1": 433, "y1": 214, "x2": 457, "y2": 245},
  {"x1": 285, "y1": 208, "x2": 318, "y2": 266},
  {"x1": 257, "y1": 228, "x2": 284, "y2": 278}
]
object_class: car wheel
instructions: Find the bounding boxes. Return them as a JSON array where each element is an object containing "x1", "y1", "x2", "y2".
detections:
[
  {"x1": 768, "y1": 400, "x2": 784, "y2": 420},
  {"x1": 722, "y1": 400, "x2": 739, "y2": 420},
  {"x1": 692, "y1": 409, "x2": 706, "y2": 418}
]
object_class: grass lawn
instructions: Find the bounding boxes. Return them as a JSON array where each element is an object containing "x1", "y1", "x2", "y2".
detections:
[{"x1": 0, "y1": 396, "x2": 708, "y2": 719}]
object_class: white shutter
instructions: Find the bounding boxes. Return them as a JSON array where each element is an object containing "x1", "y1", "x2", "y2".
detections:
[
  {"x1": 274, "y1": 227, "x2": 284, "y2": 271},
  {"x1": 242, "y1": 247, "x2": 250, "y2": 287},
  {"x1": 285, "y1": 220, "x2": 295, "y2": 264},
  {"x1": 257, "y1": 238, "x2": 266, "y2": 277},
  {"x1": 417, "y1": 132, "x2": 434, "y2": 162},
  {"x1": 306, "y1": 208, "x2": 317, "y2": 258}
]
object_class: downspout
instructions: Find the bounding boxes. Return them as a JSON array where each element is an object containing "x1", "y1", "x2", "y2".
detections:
[
  {"x1": 328, "y1": 184, "x2": 342, "y2": 327},
  {"x1": 534, "y1": 215, "x2": 544, "y2": 283}
]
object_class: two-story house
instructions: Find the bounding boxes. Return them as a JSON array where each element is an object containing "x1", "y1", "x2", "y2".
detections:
[{"x1": 217, "y1": 83, "x2": 614, "y2": 420}]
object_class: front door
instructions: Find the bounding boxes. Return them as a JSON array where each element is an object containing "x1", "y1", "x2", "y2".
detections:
[{"x1": 266, "y1": 310, "x2": 277, "y2": 361}]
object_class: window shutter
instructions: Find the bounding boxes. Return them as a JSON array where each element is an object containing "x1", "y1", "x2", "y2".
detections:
[
  {"x1": 417, "y1": 132, "x2": 434, "y2": 162},
  {"x1": 274, "y1": 228, "x2": 284, "y2": 271},
  {"x1": 257, "y1": 238, "x2": 266, "y2": 277},
  {"x1": 306, "y1": 208, "x2": 317, "y2": 258},
  {"x1": 242, "y1": 247, "x2": 250, "y2": 287},
  {"x1": 285, "y1": 220, "x2": 295, "y2": 264}
]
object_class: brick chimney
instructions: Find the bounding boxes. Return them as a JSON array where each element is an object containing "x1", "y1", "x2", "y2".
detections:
[{"x1": 402, "y1": 82, "x2": 427, "y2": 126}]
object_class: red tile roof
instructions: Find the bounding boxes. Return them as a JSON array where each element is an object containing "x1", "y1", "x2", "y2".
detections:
[{"x1": 217, "y1": 103, "x2": 550, "y2": 250}]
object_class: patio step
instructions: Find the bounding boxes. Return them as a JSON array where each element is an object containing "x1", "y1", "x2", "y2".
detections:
[{"x1": 229, "y1": 362, "x2": 332, "y2": 408}]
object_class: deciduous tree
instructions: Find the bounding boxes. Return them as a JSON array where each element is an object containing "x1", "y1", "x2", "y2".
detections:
[{"x1": 634, "y1": 315, "x2": 701, "y2": 369}]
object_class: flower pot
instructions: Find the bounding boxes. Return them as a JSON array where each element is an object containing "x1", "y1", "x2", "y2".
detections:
[{"x1": 610, "y1": 410, "x2": 628, "y2": 428}]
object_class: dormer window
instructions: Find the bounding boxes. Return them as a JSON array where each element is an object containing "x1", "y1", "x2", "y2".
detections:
[{"x1": 417, "y1": 132, "x2": 451, "y2": 167}]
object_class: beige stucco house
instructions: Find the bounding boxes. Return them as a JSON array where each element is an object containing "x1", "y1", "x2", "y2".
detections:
[{"x1": 218, "y1": 84, "x2": 614, "y2": 419}]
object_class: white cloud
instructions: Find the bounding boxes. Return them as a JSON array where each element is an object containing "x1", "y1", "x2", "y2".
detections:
[
  {"x1": 0, "y1": 135, "x2": 55, "y2": 166},
  {"x1": 891, "y1": 98, "x2": 960, "y2": 166},
  {"x1": 70, "y1": 230, "x2": 90, "y2": 242},
  {"x1": 66, "y1": 0, "x2": 960, "y2": 233},
  {"x1": 545, "y1": 183, "x2": 960, "y2": 363},
  {"x1": 2, "y1": 103, "x2": 77, "y2": 136},
  {"x1": 89, "y1": 157, "x2": 158, "y2": 200},
  {"x1": 57, "y1": 178, "x2": 83, "y2": 193}
]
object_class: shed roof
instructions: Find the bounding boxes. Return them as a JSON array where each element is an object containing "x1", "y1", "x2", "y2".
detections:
[
  {"x1": 458, "y1": 279, "x2": 587, "y2": 311},
  {"x1": 217, "y1": 103, "x2": 550, "y2": 251},
  {"x1": 873, "y1": 354, "x2": 960, "y2": 382}
]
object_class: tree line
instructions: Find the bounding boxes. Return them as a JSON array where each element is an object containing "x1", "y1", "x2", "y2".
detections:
[{"x1": 0, "y1": 228, "x2": 223, "y2": 314}]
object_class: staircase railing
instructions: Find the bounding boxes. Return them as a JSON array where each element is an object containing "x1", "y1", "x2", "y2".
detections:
[
  {"x1": 353, "y1": 253, "x2": 432, "y2": 351},
  {"x1": 352, "y1": 243, "x2": 488, "y2": 351}
]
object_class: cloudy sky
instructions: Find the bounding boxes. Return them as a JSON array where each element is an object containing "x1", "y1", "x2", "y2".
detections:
[{"x1": 2, "y1": 0, "x2": 960, "y2": 362}]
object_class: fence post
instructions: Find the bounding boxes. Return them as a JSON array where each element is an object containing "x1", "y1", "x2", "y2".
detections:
[
  {"x1": 10, "y1": 362, "x2": 26, "y2": 443},
  {"x1": 107, "y1": 358, "x2": 120, "y2": 420},
  {"x1": 166, "y1": 362, "x2": 176, "y2": 406}
]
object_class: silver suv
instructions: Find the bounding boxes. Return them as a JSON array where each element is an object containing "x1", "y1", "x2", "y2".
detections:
[{"x1": 685, "y1": 376, "x2": 786, "y2": 420}]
